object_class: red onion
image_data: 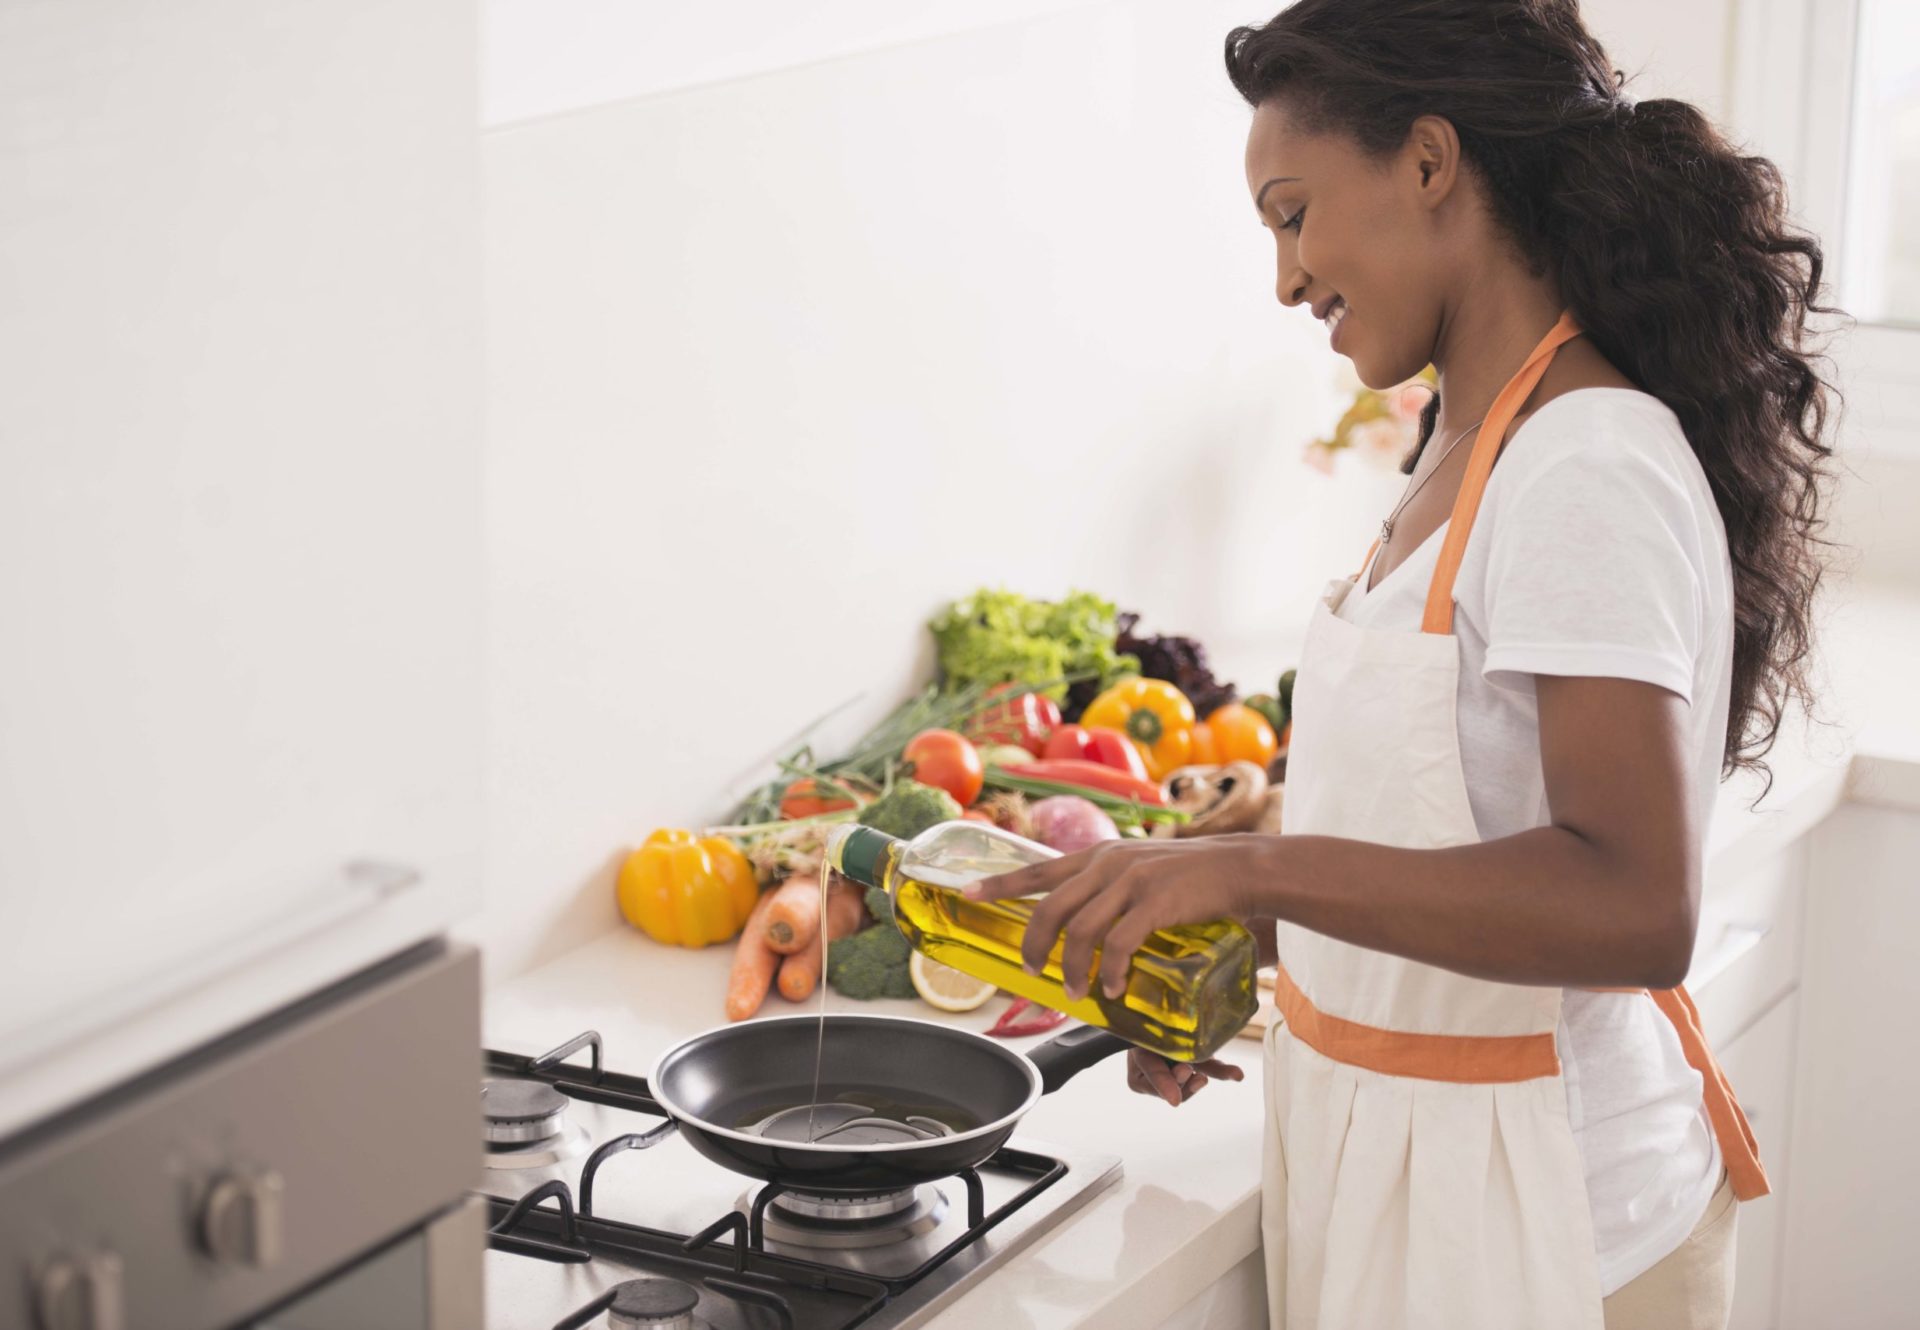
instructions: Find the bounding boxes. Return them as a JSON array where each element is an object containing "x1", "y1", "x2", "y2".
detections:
[{"x1": 1027, "y1": 795, "x2": 1120, "y2": 854}]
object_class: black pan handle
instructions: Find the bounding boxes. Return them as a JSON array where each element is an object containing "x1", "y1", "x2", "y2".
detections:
[{"x1": 1029, "y1": 1024, "x2": 1133, "y2": 1094}]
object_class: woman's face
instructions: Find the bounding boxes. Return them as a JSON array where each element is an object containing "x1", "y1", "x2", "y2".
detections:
[{"x1": 1244, "y1": 100, "x2": 1451, "y2": 389}]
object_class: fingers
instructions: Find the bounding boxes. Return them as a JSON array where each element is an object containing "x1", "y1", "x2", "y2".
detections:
[
  {"x1": 1015, "y1": 860, "x2": 1120, "y2": 976},
  {"x1": 1192, "y1": 1057, "x2": 1246, "y2": 1082},
  {"x1": 1126, "y1": 1050, "x2": 1239, "y2": 1106},
  {"x1": 962, "y1": 851, "x2": 1077, "y2": 903},
  {"x1": 1056, "y1": 881, "x2": 1136, "y2": 1001},
  {"x1": 1126, "y1": 1050, "x2": 1184, "y2": 1106},
  {"x1": 1096, "y1": 904, "x2": 1163, "y2": 999}
]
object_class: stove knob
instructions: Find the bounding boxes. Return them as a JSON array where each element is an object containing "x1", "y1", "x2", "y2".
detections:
[
  {"x1": 33, "y1": 1252, "x2": 124, "y2": 1330},
  {"x1": 199, "y1": 1170, "x2": 285, "y2": 1269}
]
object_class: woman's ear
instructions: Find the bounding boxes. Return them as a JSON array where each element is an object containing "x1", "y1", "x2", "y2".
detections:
[{"x1": 1406, "y1": 114, "x2": 1462, "y2": 209}]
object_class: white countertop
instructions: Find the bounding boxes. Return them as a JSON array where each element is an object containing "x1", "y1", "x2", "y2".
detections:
[{"x1": 482, "y1": 581, "x2": 1920, "y2": 1329}]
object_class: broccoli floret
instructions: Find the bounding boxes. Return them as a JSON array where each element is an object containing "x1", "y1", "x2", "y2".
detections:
[
  {"x1": 857, "y1": 780, "x2": 962, "y2": 841},
  {"x1": 864, "y1": 885, "x2": 892, "y2": 924},
  {"x1": 826, "y1": 923, "x2": 915, "y2": 1000}
]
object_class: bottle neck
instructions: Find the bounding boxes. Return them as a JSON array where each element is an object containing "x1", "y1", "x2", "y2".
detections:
[{"x1": 829, "y1": 824, "x2": 901, "y2": 890}]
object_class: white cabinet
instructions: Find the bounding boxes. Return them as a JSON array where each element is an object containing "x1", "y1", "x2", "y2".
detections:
[
  {"x1": 0, "y1": 0, "x2": 483, "y2": 1123},
  {"x1": 1780, "y1": 803, "x2": 1920, "y2": 1330},
  {"x1": 1691, "y1": 838, "x2": 1808, "y2": 1048},
  {"x1": 1718, "y1": 994, "x2": 1799, "y2": 1330}
]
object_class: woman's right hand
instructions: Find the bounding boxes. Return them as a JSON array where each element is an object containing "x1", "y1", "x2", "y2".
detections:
[{"x1": 1126, "y1": 1047, "x2": 1245, "y2": 1106}]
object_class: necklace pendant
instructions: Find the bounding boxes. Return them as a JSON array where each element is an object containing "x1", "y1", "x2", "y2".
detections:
[{"x1": 1379, "y1": 518, "x2": 1394, "y2": 544}]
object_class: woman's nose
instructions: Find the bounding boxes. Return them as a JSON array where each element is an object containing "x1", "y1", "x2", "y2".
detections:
[{"x1": 1277, "y1": 265, "x2": 1309, "y2": 308}]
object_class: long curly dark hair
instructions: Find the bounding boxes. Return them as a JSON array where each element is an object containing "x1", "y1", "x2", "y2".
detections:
[{"x1": 1225, "y1": 0, "x2": 1836, "y2": 786}]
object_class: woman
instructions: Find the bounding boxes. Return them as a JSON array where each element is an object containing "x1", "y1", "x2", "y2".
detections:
[{"x1": 965, "y1": 2, "x2": 1832, "y2": 1326}]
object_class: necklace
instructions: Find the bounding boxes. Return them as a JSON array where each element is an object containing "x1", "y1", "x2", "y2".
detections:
[{"x1": 1378, "y1": 416, "x2": 1488, "y2": 546}]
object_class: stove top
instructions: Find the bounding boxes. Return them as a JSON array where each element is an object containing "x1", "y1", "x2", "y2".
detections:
[{"x1": 478, "y1": 1031, "x2": 1122, "y2": 1330}]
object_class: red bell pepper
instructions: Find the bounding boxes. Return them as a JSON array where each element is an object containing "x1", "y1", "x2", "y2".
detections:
[
  {"x1": 1001, "y1": 759, "x2": 1165, "y2": 806},
  {"x1": 1042, "y1": 724, "x2": 1149, "y2": 780},
  {"x1": 985, "y1": 996, "x2": 1070, "y2": 1038},
  {"x1": 963, "y1": 685, "x2": 1061, "y2": 757}
]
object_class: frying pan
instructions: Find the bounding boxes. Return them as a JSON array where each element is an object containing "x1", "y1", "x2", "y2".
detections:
[{"x1": 646, "y1": 1013, "x2": 1131, "y2": 1192}]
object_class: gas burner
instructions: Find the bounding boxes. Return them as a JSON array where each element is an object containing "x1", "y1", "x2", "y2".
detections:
[
  {"x1": 741, "y1": 1184, "x2": 950, "y2": 1250},
  {"x1": 483, "y1": 1076, "x2": 569, "y2": 1144},
  {"x1": 606, "y1": 1277, "x2": 704, "y2": 1330},
  {"x1": 483, "y1": 1119, "x2": 592, "y2": 1170}
]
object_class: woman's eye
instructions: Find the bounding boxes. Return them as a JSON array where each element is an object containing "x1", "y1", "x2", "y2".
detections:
[{"x1": 1280, "y1": 206, "x2": 1306, "y2": 233}]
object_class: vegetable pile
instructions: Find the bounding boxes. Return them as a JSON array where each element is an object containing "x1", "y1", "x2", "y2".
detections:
[{"x1": 610, "y1": 585, "x2": 1299, "y2": 1023}]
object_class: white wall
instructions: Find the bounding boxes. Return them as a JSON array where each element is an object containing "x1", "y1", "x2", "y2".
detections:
[
  {"x1": 472, "y1": 0, "x2": 1749, "y2": 982},
  {"x1": 472, "y1": 1, "x2": 1406, "y2": 979}
]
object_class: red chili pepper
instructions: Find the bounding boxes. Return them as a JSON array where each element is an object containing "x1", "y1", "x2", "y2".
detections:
[
  {"x1": 963, "y1": 685, "x2": 1062, "y2": 757},
  {"x1": 1042, "y1": 725, "x2": 1150, "y2": 780},
  {"x1": 985, "y1": 996, "x2": 1071, "y2": 1038},
  {"x1": 1003, "y1": 759, "x2": 1166, "y2": 806}
]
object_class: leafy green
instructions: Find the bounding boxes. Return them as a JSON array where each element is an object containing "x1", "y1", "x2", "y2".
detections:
[{"x1": 927, "y1": 588, "x2": 1139, "y2": 705}]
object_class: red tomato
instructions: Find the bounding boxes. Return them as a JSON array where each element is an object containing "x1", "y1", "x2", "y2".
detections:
[
  {"x1": 903, "y1": 729, "x2": 985, "y2": 807},
  {"x1": 779, "y1": 777, "x2": 860, "y2": 820}
]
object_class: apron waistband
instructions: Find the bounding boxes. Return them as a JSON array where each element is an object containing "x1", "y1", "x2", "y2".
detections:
[
  {"x1": 1270, "y1": 960, "x2": 1562, "y2": 1083},
  {"x1": 1270, "y1": 960, "x2": 1774, "y2": 1200}
]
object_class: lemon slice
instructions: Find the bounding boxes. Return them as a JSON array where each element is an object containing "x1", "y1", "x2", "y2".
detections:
[{"x1": 909, "y1": 952, "x2": 996, "y2": 1013}]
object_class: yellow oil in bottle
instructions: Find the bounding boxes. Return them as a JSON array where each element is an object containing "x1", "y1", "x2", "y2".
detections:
[{"x1": 832, "y1": 823, "x2": 1259, "y2": 1062}]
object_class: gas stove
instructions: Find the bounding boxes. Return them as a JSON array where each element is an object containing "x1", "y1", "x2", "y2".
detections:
[{"x1": 479, "y1": 1030, "x2": 1122, "y2": 1330}]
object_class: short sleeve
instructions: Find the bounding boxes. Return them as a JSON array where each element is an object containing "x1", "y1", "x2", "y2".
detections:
[{"x1": 1475, "y1": 420, "x2": 1706, "y2": 703}]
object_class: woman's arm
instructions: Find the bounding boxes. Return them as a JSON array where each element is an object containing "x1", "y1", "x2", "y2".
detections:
[{"x1": 966, "y1": 674, "x2": 1703, "y2": 999}]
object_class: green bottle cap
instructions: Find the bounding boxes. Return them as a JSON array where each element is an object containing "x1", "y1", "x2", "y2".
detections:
[{"x1": 831, "y1": 824, "x2": 896, "y2": 888}]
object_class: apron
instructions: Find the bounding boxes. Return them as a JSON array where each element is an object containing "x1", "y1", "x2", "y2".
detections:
[{"x1": 1260, "y1": 313, "x2": 1769, "y2": 1330}]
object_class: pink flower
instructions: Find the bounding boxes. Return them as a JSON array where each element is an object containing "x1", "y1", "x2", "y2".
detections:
[
  {"x1": 1387, "y1": 381, "x2": 1433, "y2": 423},
  {"x1": 1350, "y1": 417, "x2": 1412, "y2": 465},
  {"x1": 1302, "y1": 441, "x2": 1338, "y2": 475}
]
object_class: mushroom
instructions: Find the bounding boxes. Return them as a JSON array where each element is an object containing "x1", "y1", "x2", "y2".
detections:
[{"x1": 1157, "y1": 760, "x2": 1271, "y2": 838}]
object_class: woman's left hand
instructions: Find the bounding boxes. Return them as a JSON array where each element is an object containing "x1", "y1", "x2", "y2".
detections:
[{"x1": 962, "y1": 838, "x2": 1257, "y2": 1002}]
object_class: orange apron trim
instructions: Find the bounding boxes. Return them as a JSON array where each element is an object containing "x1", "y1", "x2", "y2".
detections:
[
  {"x1": 1422, "y1": 311, "x2": 1585, "y2": 634},
  {"x1": 1271, "y1": 960, "x2": 1562, "y2": 1084},
  {"x1": 1582, "y1": 986, "x2": 1771, "y2": 1200},
  {"x1": 1650, "y1": 987, "x2": 1772, "y2": 1200}
]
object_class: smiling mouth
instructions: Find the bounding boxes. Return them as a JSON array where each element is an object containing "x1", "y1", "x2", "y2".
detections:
[{"x1": 1323, "y1": 298, "x2": 1348, "y2": 336}]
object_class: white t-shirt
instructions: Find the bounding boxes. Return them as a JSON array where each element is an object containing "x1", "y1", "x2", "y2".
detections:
[{"x1": 1334, "y1": 387, "x2": 1730, "y2": 1295}]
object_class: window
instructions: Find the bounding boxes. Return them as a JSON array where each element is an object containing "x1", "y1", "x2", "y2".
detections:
[
  {"x1": 1841, "y1": 0, "x2": 1920, "y2": 328},
  {"x1": 1737, "y1": 0, "x2": 1920, "y2": 454}
]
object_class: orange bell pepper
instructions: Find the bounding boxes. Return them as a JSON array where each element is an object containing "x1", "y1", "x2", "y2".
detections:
[{"x1": 1206, "y1": 702, "x2": 1279, "y2": 767}]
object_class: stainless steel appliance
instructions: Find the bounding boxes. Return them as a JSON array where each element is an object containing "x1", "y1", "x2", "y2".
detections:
[
  {"x1": 481, "y1": 1030, "x2": 1123, "y2": 1329},
  {"x1": 1, "y1": 943, "x2": 482, "y2": 1330}
]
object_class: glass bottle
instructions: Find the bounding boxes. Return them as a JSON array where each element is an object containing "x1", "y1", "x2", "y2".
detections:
[{"x1": 825, "y1": 820, "x2": 1258, "y2": 1062}]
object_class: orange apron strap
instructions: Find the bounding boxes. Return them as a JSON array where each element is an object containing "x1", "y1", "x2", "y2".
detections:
[
  {"x1": 1648, "y1": 986, "x2": 1773, "y2": 1201},
  {"x1": 1418, "y1": 312, "x2": 1585, "y2": 635},
  {"x1": 1271, "y1": 961, "x2": 1561, "y2": 1084},
  {"x1": 1353, "y1": 537, "x2": 1382, "y2": 584}
]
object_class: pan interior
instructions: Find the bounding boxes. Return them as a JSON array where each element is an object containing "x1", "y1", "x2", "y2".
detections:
[{"x1": 654, "y1": 1016, "x2": 1036, "y2": 1146}]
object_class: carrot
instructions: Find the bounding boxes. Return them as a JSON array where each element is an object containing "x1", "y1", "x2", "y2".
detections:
[
  {"x1": 776, "y1": 878, "x2": 867, "y2": 1002},
  {"x1": 724, "y1": 888, "x2": 781, "y2": 1021},
  {"x1": 761, "y1": 876, "x2": 823, "y2": 956}
]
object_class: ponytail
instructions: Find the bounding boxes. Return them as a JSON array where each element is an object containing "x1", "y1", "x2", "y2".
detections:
[{"x1": 1225, "y1": 0, "x2": 1836, "y2": 786}]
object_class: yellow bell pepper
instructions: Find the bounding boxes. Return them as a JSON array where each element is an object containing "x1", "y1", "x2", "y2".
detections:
[
  {"x1": 617, "y1": 829, "x2": 760, "y2": 948},
  {"x1": 1080, "y1": 678, "x2": 1197, "y2": 780}
]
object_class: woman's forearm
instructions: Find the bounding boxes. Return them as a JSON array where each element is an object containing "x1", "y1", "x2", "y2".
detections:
[{"x1": 1235, "y1": 827, "x2": 1697, "y2": 990}]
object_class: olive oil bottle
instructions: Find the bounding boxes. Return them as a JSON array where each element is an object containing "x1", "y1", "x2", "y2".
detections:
[{"x1": 825, "y1": 821, "x2": 1258, "y2": 1062}]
